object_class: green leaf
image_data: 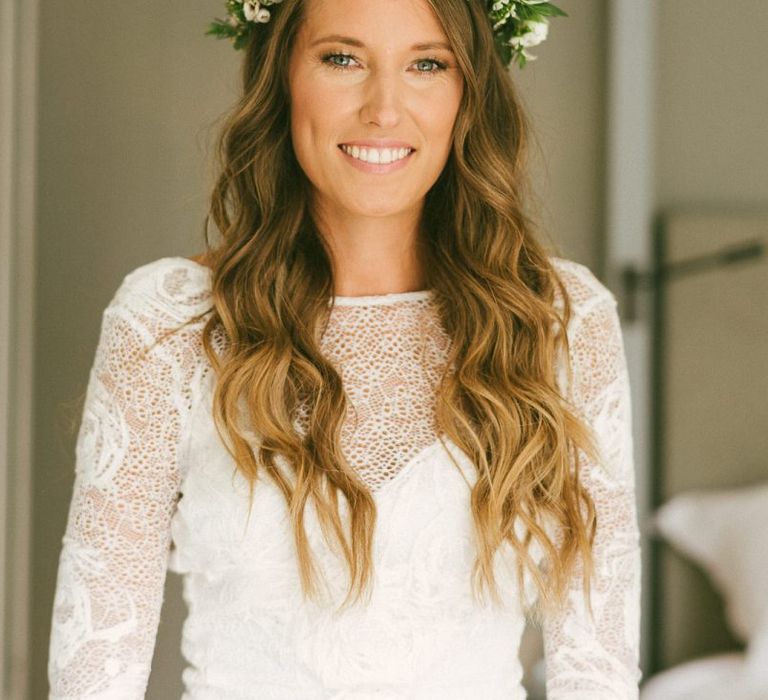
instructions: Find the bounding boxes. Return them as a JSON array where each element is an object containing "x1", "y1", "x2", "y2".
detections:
[
  {"x1": 233, "y1": 33, "x2": 250, "y2": 51},
  {"x1": 532, "y1": 3, "x2": 568, "y2": 18},
  {"x1": 515, "y1": 5, "x2": 537, "y2": 21},
  {"x1": 206, "y1": 19, "x2": 234, "y2": 35}
]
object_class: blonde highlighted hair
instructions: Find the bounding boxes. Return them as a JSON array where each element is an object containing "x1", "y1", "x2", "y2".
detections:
[{"x1": 191, "y1": 0, "x2": 599, "y2": 622}]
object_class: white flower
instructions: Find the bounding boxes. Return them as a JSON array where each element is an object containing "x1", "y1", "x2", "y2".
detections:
[
  {"x1": 243, "y1": 2, "x2": 260, "y2": 22},
  {"x1": 492, "y1": 0, "x2": 516, "y2": 12},
  {"x1": 509, "y1": 19, "x2": 549, "y2": 49},
  {"x1": 491, "y1": 0, "x2": 518, "y2": 31}
]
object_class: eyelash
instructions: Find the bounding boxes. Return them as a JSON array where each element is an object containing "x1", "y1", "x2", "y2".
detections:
[{"x1": 319, "y1": 51, "x2": 449, "y2": 76}]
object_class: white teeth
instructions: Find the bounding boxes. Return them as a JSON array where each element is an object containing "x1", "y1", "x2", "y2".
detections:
[{"x1": 341, "y1": 145, "x2": 413, "y2": 164}]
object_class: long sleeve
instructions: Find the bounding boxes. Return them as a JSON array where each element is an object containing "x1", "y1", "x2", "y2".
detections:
[
  {"x1": 543, "y1": 268, "x2": 643, "y2": 698},
  {"x1": 48, "y1": 262, "x2": 210, "y2": 699}
]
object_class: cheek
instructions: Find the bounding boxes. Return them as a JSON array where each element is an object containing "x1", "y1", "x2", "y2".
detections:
[
  {"x1": 421, "y1": 88, "x2": 462, "y2": 153},
  {"x1": 290, "y1": 79, "x2": 339, "y2": 161},
  {"x1": 290, "y1": 83, "x2": 323, "y2": 165}
]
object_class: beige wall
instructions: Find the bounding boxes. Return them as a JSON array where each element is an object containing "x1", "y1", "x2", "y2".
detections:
[
  {"x1": 29, "y1": 2, "x2": 608, "y2": 697},
  {"x1": 516, "y1": 0, "x2": 608, "y2": 271},
  {"x1": 30, "y1": 4, "x2": 238, "y2": 698},
  {"x1": 656, "y1": 0, "x2": 768, "y2": 208}
]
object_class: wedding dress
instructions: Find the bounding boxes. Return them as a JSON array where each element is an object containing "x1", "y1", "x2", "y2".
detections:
[{"x1": 47, "y1": 255, "x2": 641, "y2": 699}]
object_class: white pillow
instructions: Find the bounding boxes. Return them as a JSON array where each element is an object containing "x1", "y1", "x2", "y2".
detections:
[
  {"x1": 640, "y1": 652, "x2": 764, "y2": 700},
  {"x1": 743, "y1": 627, "x2": 768, "y2": 686},
  {"x1": 652, "y1": 480, "x2": 768, "y2": 644}
]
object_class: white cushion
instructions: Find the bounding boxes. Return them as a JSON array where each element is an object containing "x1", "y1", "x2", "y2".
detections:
[
  {"x1": 640, "y1": 652, "x2": 765, "y2": 700},
  {"x1": 652, "y1": 480, "x2": 768, "y2": 643}
]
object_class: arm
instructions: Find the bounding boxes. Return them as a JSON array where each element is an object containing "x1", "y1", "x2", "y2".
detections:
[
  {"x1": 48, "y1": 276, "x2": 204, "y2": 699},
  {"x1": 543, "y1": 288, "x2": 642, "y2": 699}
]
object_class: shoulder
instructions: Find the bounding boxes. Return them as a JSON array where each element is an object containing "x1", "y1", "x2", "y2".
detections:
[
  {"x1": 548, "y1": 258, "x2": 628, "y2": 401},
  {"x1": 96, "y1": 257, "x2": 215, "y2": 367},
  {"x1": 548, "y1": 257, "x2": 620, "y2": 344},
  {"x1": 109, "y1": 256, "x2": 213, "y2": 327},
  {"x1": 548, "y1": 256, "x2": 617, "y2": 315},
  {"x1": 548, "y1": 256, "x2": 625, "y2": 380},
  {"x1": 91, "y1": 257, "x2": 215, "y2": 390}
]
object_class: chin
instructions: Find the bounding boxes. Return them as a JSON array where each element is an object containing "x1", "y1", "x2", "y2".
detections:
[{"x1": 348, "y1": 201, "x2": 411, "y2": 219}]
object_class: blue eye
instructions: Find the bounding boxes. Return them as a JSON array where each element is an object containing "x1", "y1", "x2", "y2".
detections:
[
  {"x1": 319, "y1": 52, "x2": 449, "y2": 77},
  {"x1": 415, "y1": 59, "x2": 448, "y2": 73},
  {"x1": 321, "y1": 52, "x2": 357, "y2": 70}
]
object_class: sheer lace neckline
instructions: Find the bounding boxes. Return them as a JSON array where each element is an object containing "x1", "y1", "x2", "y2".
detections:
[
  {"x1": 168, "y1": 256, "x2": 433, "y2": 307},
  {"x1": 330, "y1": 289, "x2": 433, "y2": 306}
]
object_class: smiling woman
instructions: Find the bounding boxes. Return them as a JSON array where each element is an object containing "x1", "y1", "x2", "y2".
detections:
[{"x1": 46, "y1": 0, "x2": 642, "y2": 698}]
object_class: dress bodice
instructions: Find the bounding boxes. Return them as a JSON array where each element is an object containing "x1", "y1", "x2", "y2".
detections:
[{"x1": 170, "y1": 366, "x2": 531, "y2": 699}]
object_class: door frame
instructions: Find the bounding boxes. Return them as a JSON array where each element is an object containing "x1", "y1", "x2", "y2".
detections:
[
  {"x1": 605, "y1": 0, "x2": 657, "y2": 676},
  {"x1": 0, "y1": 0, "x2": 38, "y2": 697}
]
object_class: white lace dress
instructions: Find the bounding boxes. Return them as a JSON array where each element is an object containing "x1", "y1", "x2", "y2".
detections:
[{"x1": 47, "y1": 256, "x2": 642, "y2": 699}]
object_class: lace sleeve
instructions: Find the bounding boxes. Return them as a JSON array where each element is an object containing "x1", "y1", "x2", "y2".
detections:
[
  {"x1": 543, "y1": 266, "x2": 643, "y2": 698},
  {"x1": 47, "y1": 262, "x2": 209, "y2": 699}
]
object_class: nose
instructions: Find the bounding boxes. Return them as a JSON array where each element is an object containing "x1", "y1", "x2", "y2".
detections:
[{"x1": 359, "y1": 70, "x2": 402, "y2": 129}]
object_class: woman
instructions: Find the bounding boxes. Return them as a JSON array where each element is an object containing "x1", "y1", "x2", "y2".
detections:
[{"x1": 48, "y1": 0, "x2": 642, "y2": 697}]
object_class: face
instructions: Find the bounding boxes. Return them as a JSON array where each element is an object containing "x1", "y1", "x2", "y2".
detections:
[{"x1": 287, "y1": 0, "x2": 464, "y2": 221}]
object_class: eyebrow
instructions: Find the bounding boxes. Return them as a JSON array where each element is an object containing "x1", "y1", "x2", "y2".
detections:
[{"x1": 310, "y1": 34, "x2": 453, "y2": 52}]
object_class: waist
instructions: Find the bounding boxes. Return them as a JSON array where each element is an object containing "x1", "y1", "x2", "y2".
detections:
[
  {"x1": 178, "y1": 609, "x2": 526, "y2": 700},
  {"x1": 181, "y1": 675, "x2": 527, "y2": 700}
]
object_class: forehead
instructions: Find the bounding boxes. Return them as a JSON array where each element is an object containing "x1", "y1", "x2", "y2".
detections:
[{"x1": 297, "y1": 0, "x2": 450, "y2": 45}]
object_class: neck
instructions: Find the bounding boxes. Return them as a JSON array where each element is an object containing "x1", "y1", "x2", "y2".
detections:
[{"x1": 312, "y1": 201, "x2": 427, "y2": 297}]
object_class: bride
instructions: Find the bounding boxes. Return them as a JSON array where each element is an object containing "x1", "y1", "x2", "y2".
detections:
[{"x1": 47, "y1": 0, "x2": 642, "y2": 697}]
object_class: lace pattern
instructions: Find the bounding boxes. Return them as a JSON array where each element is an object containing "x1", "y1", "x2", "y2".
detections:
[
  {"x1": 47, "y1": 256, "x2": 641, "y2": 698},
  {"x1": 308, "y1": 296, "x2": 452, "y2": 492},
  {"x1": 543, "y1": 260, "x2": 642, "y2": 698},
  {"x1": 48, "y1": 262, "x2": 212, "y2": 697}
]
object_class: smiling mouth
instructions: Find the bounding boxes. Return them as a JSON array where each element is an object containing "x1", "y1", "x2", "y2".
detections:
[{"x1": 338, "y1": 144, "x2": 415, "y2": 165}]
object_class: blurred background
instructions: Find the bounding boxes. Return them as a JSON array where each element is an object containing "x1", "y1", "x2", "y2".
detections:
[{"x1": 1, "y1": 0, "x2": 767, "y2": 698}]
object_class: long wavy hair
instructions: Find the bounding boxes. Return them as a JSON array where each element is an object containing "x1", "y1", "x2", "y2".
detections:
[{"x1": 191, "y1": 0, "x2": 601, "y2": 622}]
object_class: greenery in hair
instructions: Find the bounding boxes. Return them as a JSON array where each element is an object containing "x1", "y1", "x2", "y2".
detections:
[{"x1": 206, "y1": 0, "x2": 567, "y2": 68}]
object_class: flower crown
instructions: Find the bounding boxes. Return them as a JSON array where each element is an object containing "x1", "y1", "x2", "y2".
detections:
[{"x1": 206, "y1": 0, "x2": 566, "y2": 69}]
